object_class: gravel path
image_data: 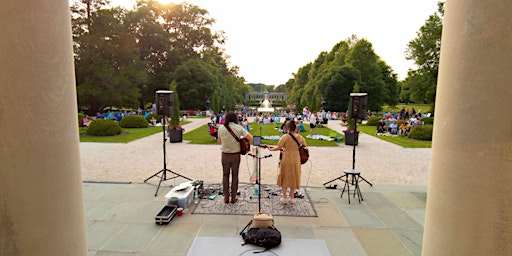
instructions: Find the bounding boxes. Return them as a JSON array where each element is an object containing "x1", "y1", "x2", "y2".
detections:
[{"x1": 80, "y1": 118, "x2": 431, "y2": 187}]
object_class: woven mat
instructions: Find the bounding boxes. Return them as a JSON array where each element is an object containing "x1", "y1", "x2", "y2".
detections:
[{"x1": 191, "y1": 183, "x2": 317, "y2": 217}]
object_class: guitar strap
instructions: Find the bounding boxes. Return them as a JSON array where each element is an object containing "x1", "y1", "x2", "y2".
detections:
[
  {"x1": 225, "y1": 125, "x2": 241, "y2": 142},
  {"x1": 288, "y1": 133, "x2": 303, "y2": 148}
]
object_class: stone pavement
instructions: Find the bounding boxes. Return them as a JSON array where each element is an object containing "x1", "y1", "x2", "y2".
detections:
[
  {"x1": 83, "y1": 117, "x2": 429, "y2": 255},
  {"x1": 84, "y1": 182, "x2": 426, "y2": 256}
]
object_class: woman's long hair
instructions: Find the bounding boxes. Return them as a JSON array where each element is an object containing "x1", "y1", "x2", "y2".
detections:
[
  {"x1": 286, "y1": 120, "x2": 296, "y2": 133},
  {"x1": 224, "y1": 111, "x2": 238, "y2": 127}
]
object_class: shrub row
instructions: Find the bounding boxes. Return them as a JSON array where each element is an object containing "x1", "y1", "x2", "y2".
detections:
[
  {"x1": 120, "y1": 115, "x2": 148, "y2": 128},
  {"x1": 408, "y1": 125, "x2": 433, "y2": 140},
  {"x1": 365, "y1": 116, "x2": 381, "y2": 126},
  {"x1": 87, "y1": 120, "x2": 122, "y2": 136}
]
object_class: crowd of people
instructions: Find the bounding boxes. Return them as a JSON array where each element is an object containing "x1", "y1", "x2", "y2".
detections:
[
  {"x1": 83, "y1": 104, "x2": 430, "y2": 207},
  {"x1": 79, "y1": 108, "x2": 152, "y2": 127},
  {"x1": 376, "y1": 107, "x2": 430, "y2": 136}
]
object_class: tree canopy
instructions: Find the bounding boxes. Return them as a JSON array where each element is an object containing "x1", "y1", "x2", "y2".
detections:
[
  {"x1": 403, "y1": 1, "x2": 444, "y2": 114},
  {"x1": 71, "y1": 0, "x2": 441, "y2": 115},
  {"x1": 71, "y1": 0, "x2": 246, "y2": 114},
  {"x1": 284, "y1": 35, "x2": 399, "y2": 113}
]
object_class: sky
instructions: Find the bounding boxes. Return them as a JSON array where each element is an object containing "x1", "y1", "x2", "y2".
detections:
[{"x1": 112, "y1": 0, "x2": 440, "y2": 85}]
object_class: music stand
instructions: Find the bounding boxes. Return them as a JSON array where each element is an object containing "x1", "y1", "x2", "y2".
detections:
[{"x1": 144, "y1": 113, "x2": 192, "y2": 196}]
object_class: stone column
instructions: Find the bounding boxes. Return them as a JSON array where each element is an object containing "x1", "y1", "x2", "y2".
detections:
[
  {"x1": 422, "y1": 1, "x2": 512, "y2": 255},
  {"x1": 0, "y1": 1, "x2": 87, "y2": 255}
]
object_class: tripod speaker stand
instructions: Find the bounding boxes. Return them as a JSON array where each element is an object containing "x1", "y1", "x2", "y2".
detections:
[
  {"x1": 144, "y1": 113, "x2": 192, "y2": 196},
  {"x1": 144, "y1": 90, "x2": 192, "y2": 196},
  {"x1": 324, "y1": 93, "x2": 372, "y2": 203},
  {"x1": 323, "y1": 118, "x2": 372, "y2": 203}
]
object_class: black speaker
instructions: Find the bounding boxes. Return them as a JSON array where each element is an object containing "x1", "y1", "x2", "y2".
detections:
[
  {"x1": 156, "y1": 90, "x2": 174, "y2": 116},
  {"x1": 349, "y1": 93, "x2": 368, "y2": 120}
]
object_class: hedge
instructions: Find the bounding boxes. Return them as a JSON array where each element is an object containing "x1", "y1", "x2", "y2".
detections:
[
  {"x1": 120, "y1": 115, "x2": 148, "y2": 128},
  {"x1": 87, "y1": 119, "x2": 122, "y2": 136},
  {"x1": 408, "y1": 125, "x2": 433, "y2": 140}
]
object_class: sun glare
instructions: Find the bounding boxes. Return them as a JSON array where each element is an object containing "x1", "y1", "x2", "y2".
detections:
[{"x1": 157, "y1": 0, "x2": 173, "y2": 4}]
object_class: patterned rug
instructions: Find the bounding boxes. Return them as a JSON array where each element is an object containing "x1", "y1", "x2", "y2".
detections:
[{"x1": 191, "y1": 183, "x2": 317, "y2": 217}]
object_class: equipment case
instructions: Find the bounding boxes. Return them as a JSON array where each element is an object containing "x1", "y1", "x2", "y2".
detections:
[{"x1": 155, "y1": 205, "x2": 178, "y2": 225}]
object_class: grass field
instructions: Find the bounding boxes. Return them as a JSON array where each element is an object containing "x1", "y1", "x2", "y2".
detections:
[
  {"x1": 357, "y1": 125, "x2": 432, "y2": 148},
  {"x1": 78, "y1": 116, "x2": 432, "y2": 148},
  {"x1": 184, "y1": 123, "x2": 343, "y2": 146},
  {"x1": 79, "y1": 121, "x2": 191, "y2": 143},
  {"x1": 79, "y1": 126, "x2": 163, "y2": 143},
  {"x1": 380, "y1": 103, "x2": 432, "y2": 114}
]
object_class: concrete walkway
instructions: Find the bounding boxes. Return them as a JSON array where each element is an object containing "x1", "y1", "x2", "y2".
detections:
[{"x1": 83, "y1": 117, "x2": 429, "y2": 255}]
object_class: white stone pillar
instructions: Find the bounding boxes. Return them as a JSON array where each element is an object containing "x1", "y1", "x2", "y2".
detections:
[
  {"x1": 423, "y1": 1, "x2": 512, "y2": 255},
  {"x1": 0, "y1": 1, "x2": 87, "y2": 255}
]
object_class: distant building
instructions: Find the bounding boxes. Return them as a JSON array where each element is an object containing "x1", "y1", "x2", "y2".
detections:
[{"x1": 245, "y1": 92, "x2": 288, "y2": 102}]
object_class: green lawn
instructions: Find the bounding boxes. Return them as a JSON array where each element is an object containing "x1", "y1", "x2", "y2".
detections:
[
  {"x1": 357, "y1": 125, "x2": 432, "y2": 148},
  {"x1": 184, "y1": 123, "x2": 344, "y2": 146},
  {"x1": 380, "y1": 103, "x2": 432, "y2": 114},
  {"x1": 78, "y1": 119, "x2": 431, "y2": 148},
  {"x1": 79, "y1": 126, "x2": 163, "y2": 143},
  {"x1": 79, "y1": 120, "x2": 191, "y2": 143}
]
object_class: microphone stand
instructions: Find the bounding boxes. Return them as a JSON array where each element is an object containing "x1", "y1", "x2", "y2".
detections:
[{"x1": 239, "y1": 146, "x2": 272, "y2": 235}]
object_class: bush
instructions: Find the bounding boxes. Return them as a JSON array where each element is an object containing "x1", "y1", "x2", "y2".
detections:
[
  {"x1": 366, "y1": 116, "x2": 381, "y2": 126},
  {"x1": 408, "y1": 125, "x2": 433, "y2": 140},
  {"x1": 87, "y1": 119, "x2": 122, "y2": 136},
  {"x1": 421, "y1": 117, "x2": 434, "y2": 125},
  {"x1": 120, "y1": 115, "x2": 148, "y2": 128},
  {"x1": 78, "y1": 113, "x2": 85, "y2": 126}
]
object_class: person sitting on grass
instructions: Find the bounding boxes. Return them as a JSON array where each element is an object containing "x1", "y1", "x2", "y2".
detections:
[
  {"x1": 296, "y1": 120, "x2": 305, "y2": 133},
  {"x1": 82, "y1": 115, "x2": 92, "y2": 127},
  {"x1": 376, "y1": 119, "x2": 386, "y2": 134},
  {"x1": 399, "y1": 122, "x2": 410, "y2": 135},
  {"x1": 388, "y1": 120, "x2": 398, "y2": 135},
  {"x1": 149, "y1": 117, "x2": 157, "y2": 126}
]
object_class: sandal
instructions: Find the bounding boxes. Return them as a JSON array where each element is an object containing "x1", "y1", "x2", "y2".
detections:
[{"x1": 280, "y1": 197, "x2": 288, "y2": 205}]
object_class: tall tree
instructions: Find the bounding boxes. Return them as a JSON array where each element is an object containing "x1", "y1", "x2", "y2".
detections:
[
  {"x1": 405, "y1": 1, "x2": 444, "y2": 113},
  {"x1": 72, "y1": 1, "x2": 146, "y2": 113},
  {"x1": 378, "y1": 60, "x2": 400, "y2": 107},
  {"x1": 173, "y1": 59, "x2": 215, "y2": 110},
  {"x1": 346, "y1": 39, "x2": 385, "y2": 111},
  {"x1": 321, "y1": 65, "x2": 361, "y2": 112},
  {"x1": 285, "y1": 36, "x2": 395, "y2": 113},
  {"x1": 126, "y1": 1, "x2": 224, "y2": 106}
]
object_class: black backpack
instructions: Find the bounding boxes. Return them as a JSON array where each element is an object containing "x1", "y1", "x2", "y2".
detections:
[{"x1": 241, "y1": 226, "x2": 282, "y2": 253}]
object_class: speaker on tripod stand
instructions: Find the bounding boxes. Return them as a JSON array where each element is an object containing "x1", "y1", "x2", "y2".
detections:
[
  {"x1": 323, "y1": 93, "x2": 372, "y2": 203},
  {"x1": 144, "y1": 90, "x2": 192, "y2": 196}
]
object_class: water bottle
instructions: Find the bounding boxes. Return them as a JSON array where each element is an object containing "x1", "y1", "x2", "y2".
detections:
[
  {"x1": 193, "y1": 188, "x2": 200, "y2": 203},
  {"x1": 254, "y1": 184, "x2": 259, "y2": 195}
]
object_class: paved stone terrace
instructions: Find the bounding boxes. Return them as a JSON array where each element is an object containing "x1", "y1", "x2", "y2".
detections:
[{"x1": 82, "y1": 117, "x2": 431, "y2": 255}]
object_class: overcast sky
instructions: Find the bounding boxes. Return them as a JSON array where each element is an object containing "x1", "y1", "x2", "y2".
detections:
[{"x1": 113, "y1": 0, "x2": 440, "y2": 85}]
